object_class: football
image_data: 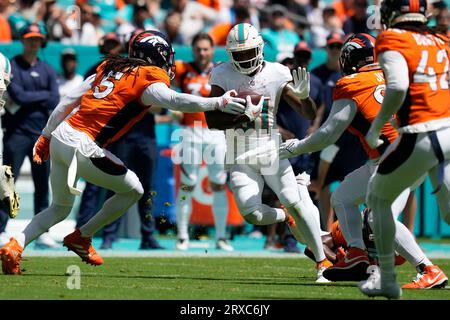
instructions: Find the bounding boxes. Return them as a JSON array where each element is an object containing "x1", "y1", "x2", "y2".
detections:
[{"x1": 235, "y1": 92, "x2": 264, "y2": 107}]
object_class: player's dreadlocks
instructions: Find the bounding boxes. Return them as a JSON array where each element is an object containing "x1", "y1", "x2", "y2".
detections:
[{"x1": 99, "y1": 54, "x2": 150, "y2": 80}]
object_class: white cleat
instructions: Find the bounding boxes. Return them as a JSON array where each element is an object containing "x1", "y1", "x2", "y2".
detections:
[
  {"x1": 216, "y1": 238, "x2": 234, "y2": 252},
  {"x1": 316, "y1": 267, "x2": 331, "y2": 283},
  {"x1": 358, "y1": 265, "x2": 402, "y2": 299},
  {"x1": 35, "y1": 232, "x2": 60, "y2": 249},
  {"x1": 176, "y1": 238, "x2": 189, "y2": 251}
]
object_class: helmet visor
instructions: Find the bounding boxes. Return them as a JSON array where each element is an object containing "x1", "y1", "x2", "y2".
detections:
[{"x1": 231, "y1": 48, "x2": 258, "y2": 69}]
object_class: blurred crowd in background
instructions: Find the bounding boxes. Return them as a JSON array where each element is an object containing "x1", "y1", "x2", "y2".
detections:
[
  {"x1": 0, "y1": 0, "x2": 448, "y2": 251},
  {"x1": 0, "y1": 0, "x2": 447, "y2": 49}
]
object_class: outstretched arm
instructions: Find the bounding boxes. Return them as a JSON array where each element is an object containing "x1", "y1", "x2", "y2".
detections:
[
  {"x1": 279, "y1": 99, "x2": 357, "y2": 158},
  {"x1": 140, "y1": 82, "x2": 245, "y2": 115}
]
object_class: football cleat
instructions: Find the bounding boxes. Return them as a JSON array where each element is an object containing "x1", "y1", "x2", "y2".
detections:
[
  {"x1": 63, "y1": 229, "x2": 103, "y2": 266},
  {"x1": 216, "y1": 239, "x2": 234, "y2": 252},
  {"x1": 175, "y1": 238, "x2": 189, "y2": 251},
  {"x1": 359, "y1": 266, "x2": 402, "y2": 299},
  {"x1": 323, "y1": 247, "x2": 370, "y2": 281},
  {"x1": 0, "y1": 165, "x2": 20, "y2": 218},
  {"x1": 402, "y1": 265, "x2": 448, "y2": 289},
  {"x1": 316, "y1": 259, "x2": 333, "y2": 283},
  {"x1": 0, "y1": 238, "x2": 23, "y2": 275}
]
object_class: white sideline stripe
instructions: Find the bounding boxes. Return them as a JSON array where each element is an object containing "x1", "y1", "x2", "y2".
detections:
[
  {"x1": 21, "y1": 251, "x2": 450, "y2": 259},
  {"x1": 23, "y1": 251, "x2": 308, "y2": 258}
]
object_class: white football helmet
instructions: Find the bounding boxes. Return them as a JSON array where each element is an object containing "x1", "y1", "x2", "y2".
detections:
[
  {"x1": 0, "y1": 52, "x2": 11, "y2": 110},
  {"x1": 226, "y1": 23, "x2": 264, "y2": 75}
]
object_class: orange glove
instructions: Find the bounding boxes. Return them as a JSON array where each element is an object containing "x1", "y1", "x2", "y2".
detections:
[{"x1": 33, "y1": 135, "x2": 50, "y2": 164}]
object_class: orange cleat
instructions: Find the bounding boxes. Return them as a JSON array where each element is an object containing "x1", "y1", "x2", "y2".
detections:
[
  {"x1": 402, "y1": 265, "x2": 448, "y2": 289},
  {"x1": 63, "y1": 229, "x2": 104, "y2": 266},
  {"x1": 316, "y1": 258, "x2": 333, "y2": 269},
  {"x1": 0, "y1": 238, "x2": 23, "y2": 275},
  {"x1": 323, "y1": 247, "x2": 370, "y2": 281}
]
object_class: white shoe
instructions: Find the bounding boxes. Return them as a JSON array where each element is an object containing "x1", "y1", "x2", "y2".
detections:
[
  {"x1": 176, "y1": 238, "x2": 189, "y2": 251},
  {"x1": 35, "y1": 232, "x2": 60, "y2": 249},
  {"x1": 316, "y1": 266, "x2": 331, "y2": 283},
  {"x1": 0, "y1": 232, "x2": 10, "y2": 247},
  {"x1": 216, "y1": 238, "x2": 234, "y2": 252},
  {"x1": 358, "y1": 265, "x2": 402, "y2": 299}
]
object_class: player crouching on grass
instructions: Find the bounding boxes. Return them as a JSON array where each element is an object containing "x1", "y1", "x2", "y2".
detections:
[
  {"x1": 0, "y1": 30, "x2": 249, "y2": 275},
  {"x1": 0, "y1": 52, "x2": 20, "y2": 222},
  {"x1": 304, "y1": 208, "x2": 448, "y2": 289}
]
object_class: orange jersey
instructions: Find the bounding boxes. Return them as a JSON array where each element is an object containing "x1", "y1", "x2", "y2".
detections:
[
  {"x1": 67, "y1": 62, "x2": 170, "y2": 147},
  {"x1": 376, "y1": 29, "x2": 450, "y2": 127},
  {"x1": 333, "y1": 68, "x2": 399, "y2": 160},
  {"x1": 175, "y1": 60, "x2": 212, "y2": 127}
]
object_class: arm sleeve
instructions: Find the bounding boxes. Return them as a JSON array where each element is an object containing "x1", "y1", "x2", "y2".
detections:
[
  {"x1": 370, "y1": 50, "x2": 409, "y2": 132},
  {"x1": 290, "y1": 99, "x2": 357, "y2": 154},
  {"x1": 140, "y1": 82, "x2": 221, "y2": 112},
  {"x1": 42, "y1": 75, "x2": 95, "y2": 138}
]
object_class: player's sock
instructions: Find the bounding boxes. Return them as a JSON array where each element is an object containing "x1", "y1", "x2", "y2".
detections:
[
  {"x1": 367, "y1": 193, "x2": 396, "y2": 278},
  {"x1": 176, "y1": 189, "x2": 192, "y2": 240},
  {"x1": 393, "y1": 220, "x2": 432, "y2": 267},
  {"x1": 286, "y1": 202, "x2": 326, "y2": 262},
  {"x1": 21, "y1": 203, "x2": 72, "y2": 247},
  {"x1": 79, "y1": 190, "x2": 140, "y2": 237},
  {"x1": 243, "y1": 204, "x2": 287, "y2": 225},
  {"x1": 332, "y1": 201, "x2": 366, "y2": 250},
  {"x1": 212, "y1": 190, "x2": 228, "y2": 240}
]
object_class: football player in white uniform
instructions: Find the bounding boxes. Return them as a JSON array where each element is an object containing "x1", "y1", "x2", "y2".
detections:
[
  {"x1": 205, "y1": 23, "x2": 331, "y2": 281},
  {"x1": 0, "y1": 52, "x2": 20, "y2": 238}
]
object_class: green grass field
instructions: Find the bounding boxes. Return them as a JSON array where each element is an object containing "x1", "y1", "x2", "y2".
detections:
[{"x1": 1, "y1": 257, "x2": 449, "y2": 300}]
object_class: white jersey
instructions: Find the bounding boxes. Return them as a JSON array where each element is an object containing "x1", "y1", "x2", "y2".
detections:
[
  {"x1": 209, "y1": 61, "x2": 291, "y2": 163},
  {"x1": 210, "y1": 61, "x2": 292, "y2": 131}
]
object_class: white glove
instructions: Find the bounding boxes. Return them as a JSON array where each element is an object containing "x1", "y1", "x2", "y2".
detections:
[
  {"x1": 291, "y1": 67, "x2": 310, "y2": 100},
  {"x1": 244, "y1": 95, "x2": 265, "y2": 122},
  {"x1": 279, "y1": 139, "x2": 302, "y2": 160},
  {"x1": 216, "y1": 90, "x2": 246, "y2": 115},
  {"x1": 365, "y1": 127, "x2": 384, "y2": 149}
]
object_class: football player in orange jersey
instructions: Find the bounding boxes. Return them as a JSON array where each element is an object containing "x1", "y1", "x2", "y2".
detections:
[
  {"x1": 267, "y1": 33, "x2": 446, "y2": 288},
  {"x1": 359, "y1": 0, "x2": 450, "y2": 298},
  {"x1": 171, "y1": 33, "x2": 233, "y2": 251},
  {"x1": 0, "y1": 30, "x2": 249, "y2": 274},
  {"x1": 305, "y1": 206, "x2": 447, "y2": 290}
]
